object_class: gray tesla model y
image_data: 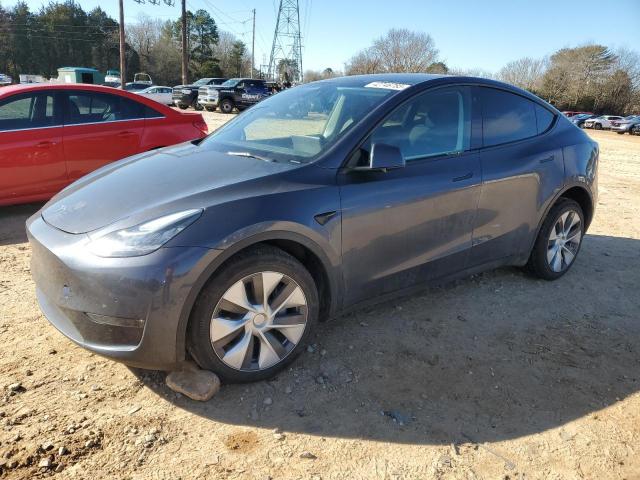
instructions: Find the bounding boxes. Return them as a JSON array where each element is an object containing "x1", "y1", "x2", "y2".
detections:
[{"x1": 28, "y1": 74, "x2": 598, "y2": 382}]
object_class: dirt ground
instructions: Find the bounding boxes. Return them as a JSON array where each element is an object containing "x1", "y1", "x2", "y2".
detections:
[{"x1": 1, "y1": 118, "x2": 640, "y2": 479}]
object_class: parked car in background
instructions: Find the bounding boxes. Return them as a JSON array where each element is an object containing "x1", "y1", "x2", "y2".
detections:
[
  {"x1": 104, "y1": 70, "x2": 120, "y2": 84},
  {"x1": 583, "y1": 115, "x2": 623, "y2": 130},
  {"x1": 124, "y1": 82, "x2": 154, "y2": 92},
  {"x1": 562, "y1": 111, "x2": 593, "y2": 118},
  {"x1": 172, "y1": 78, "x2": 227, "y2": 110},
  {"x1": 631, "y1": 123, "x2": 640, "y2": 136},
  {"x1": 570, "y1": 113, "x2": 597, "y2": 128},
  {"x1": 0, "y1": 83, "x2": 208, "y2": 206},
  {"x1": 198, "y1": 78, "x2": 269, "y2": 113},
  {"x1": 26, "y1": 74, "x2": 598, "y2": 382},
  {"x1": 0, "y1": 73, "x2": 12, "y2": 86},
  {"x1": 610, "y1": 115, "x2": 640, "y2": 134},
  {"x1": 19, "y1": 74, "x2": 46, "y2": 84},
  {"x1": 136, "y1": 86, "x2": 173, "y2": 105}
]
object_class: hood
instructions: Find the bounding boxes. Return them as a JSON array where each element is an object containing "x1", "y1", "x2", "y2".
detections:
[{"x1": 41, "y1": 143, "x2": 296, "y2": 234}]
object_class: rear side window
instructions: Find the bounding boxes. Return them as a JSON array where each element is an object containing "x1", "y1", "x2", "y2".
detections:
[
  {"x1": 144, "y1": 106, "x2": 164, "y2": 119},
  {"x1": 0, "y1": 93, "x2": 58, "y2": 131},
  {"x1": 480, "y1": 88, "x2": 537, "y2": 146},
  {"x1": 535, "y1": 104, "x2": 555, "y2": 134},
  {"x1": 65, "y1": 92, "x2": 144, "y2": 124}
]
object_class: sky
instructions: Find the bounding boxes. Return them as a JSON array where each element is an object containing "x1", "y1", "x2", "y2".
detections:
[{"x1": 4, "y1": 0, "x2": 640, "y2": 74}]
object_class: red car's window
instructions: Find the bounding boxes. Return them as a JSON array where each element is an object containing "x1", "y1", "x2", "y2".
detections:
[
  {"x1": 64, "y1": 91, "x2": 144, "y2": 125},
  {"x1": 0, "y1": 93, "x2": 57, "y2": 131}
]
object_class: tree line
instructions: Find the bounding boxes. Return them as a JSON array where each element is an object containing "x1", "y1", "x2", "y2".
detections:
[
  {"x1": 1, "y1": 2, "x2": 638, "y2": 113},
  {"x1": 0, "y1": 1, "x2": 252, "y2": 87},
  {"x1": 336, "y1": 29, "x2": 640, "y2": 115}
]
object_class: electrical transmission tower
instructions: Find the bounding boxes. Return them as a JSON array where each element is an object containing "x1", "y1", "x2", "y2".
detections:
[{"x1": 268, "y1": 0, "x2": 303, "y2": 83}]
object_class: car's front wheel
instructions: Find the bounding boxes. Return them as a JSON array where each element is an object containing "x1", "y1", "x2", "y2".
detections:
[
  {"x1": 188, "y1": 246, "x2": 319, "y2": 383},
  {"x1": 205, "y1": 106, "x2": 216, "y2": 112},
  {"x1": 594, "y1": 123, "x2": 602, "y2": 130},
  {"x1": 526, "y1": 198, "x2": 585, "y2": 280}
]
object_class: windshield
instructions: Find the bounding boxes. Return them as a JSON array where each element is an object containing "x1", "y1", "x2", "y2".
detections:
[
  {"x1": 194, "y1": 78, "x2": 211, "y2": 86},
  {"x1": 221, "y1": 79, "x2": 240, "y2": 87},
  {"x1": 199, "y1": 81, "x2": 398, "y2": 163}
]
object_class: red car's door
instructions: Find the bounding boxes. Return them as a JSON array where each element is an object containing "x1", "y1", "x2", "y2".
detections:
[
  {"x1": 62, "y1": 90, "x2": 144, "y2": 182},
  {"x1": 0, "y1": 91, "x2": 66, "y2": 206}
]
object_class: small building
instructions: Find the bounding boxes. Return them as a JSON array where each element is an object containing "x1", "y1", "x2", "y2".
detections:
[{"x1": 57, "y1": 67, "x2": 104, "y2": 85}]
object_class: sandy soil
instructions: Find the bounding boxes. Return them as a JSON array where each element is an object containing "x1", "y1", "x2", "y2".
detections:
[{"x1": 1, "y1": 122, "x2": 640, "y2": 480}]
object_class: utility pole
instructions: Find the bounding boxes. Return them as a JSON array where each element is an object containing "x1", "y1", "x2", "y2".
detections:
[
  {"x1": 251, "y1": 9, "x2": 256, "y2": 78},
  {"x1": 118, "y1": 0, "x2": 126, "y2": 88},
  {"x1": 181, "y1": 0, "x2": 188, "y2": 85}
]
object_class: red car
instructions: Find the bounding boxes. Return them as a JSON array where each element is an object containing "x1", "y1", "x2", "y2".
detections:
[{"x1": 0, "y1": 83, "x2": 208, "y2": 206}]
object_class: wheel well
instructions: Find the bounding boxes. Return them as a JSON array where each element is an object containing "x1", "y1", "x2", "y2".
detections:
[
  {"x1": 261, "y1": 239, "x2": 332, "y2": 321},
  {"x1": 560, "y1": 186, "x2": 594, "y2": 228}
]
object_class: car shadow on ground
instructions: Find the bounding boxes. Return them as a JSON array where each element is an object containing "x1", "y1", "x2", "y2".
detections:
[
  {"x1": 3, "y1": 202, "x2": 637, "y2": 446},
  {"x1": 0, "y1": 202, "x2": 43, "y2": 245},
  {"x1": 134, "y1": 232, "x2": 639, "y2": 446}
]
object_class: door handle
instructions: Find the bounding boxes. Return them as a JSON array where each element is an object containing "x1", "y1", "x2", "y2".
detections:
[
  {"x1": 36, "y1": 141, "x2": 56, "y2": 148},
  {"x1": 539, "y1": 155, "x2": 554, "y2": 164},
  {"x1": 452, "y1": 172, "x2": 473, "y2": 182}
]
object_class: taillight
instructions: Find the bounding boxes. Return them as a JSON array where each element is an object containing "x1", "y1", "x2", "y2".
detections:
[{"x1": 193, "y1": 118, "x2": 208, "y2": 135}]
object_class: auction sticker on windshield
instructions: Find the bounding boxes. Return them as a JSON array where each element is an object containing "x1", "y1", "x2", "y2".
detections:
[{"x1": 364, "y1": 81, "x2": 411, "y2": 91}]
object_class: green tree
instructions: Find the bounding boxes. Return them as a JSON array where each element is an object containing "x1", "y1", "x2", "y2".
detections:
[
  {"x1": 229, "y1": 40, "x2": 246, "y2": 77},
  {"x1": 173, "y1": 9, "x2": 219, "y2": 81}
]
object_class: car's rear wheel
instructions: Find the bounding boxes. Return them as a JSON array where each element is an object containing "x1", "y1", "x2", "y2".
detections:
[
  {"x1": 205, "y1": 106, "x2": 216, "y2": 112},
  {"x1": 188, "y1": 246, "x2": 319, "y2": 383},
  {"x1": 220, "y1": 98, "x2": 235, "y2": 114},
  {"x1": 178, "y1": 104, "x2": 188, "y2": 110},
  {"x1": 193, "y1": 102, "x2": 204, "y2": 111},
  {"x1": 594, "y1": 123, "x2": 602, "y2": 130},
  {"x1": 526, "y1": 198, "x2": 585, "y2": 280}
]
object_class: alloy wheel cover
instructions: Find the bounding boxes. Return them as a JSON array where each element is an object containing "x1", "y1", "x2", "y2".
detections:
[
  {"x1": 547, "y1": 210, "x2": 582, "y2": 272},
  {"x1": 210, "y1": 271, "x2": 308, "y2": 371}
]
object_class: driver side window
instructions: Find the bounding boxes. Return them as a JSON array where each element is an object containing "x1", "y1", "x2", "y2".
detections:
[{"x1": 367, "y1": 86, "x2": 472, "y2": 163}]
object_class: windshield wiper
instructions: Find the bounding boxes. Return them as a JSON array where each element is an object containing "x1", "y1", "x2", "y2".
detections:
[{"x1": 226, "y1": 151, "x2": 274, "y2": 162}]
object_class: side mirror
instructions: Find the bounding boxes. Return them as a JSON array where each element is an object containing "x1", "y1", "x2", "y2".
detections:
[{"x1": 361, "y1": 143, "x2": 405, "y2": 172}]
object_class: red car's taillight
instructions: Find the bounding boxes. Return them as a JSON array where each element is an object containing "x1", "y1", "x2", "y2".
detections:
[{"x1": 193, "y1": 118, "x2": 208, "y2": 135}]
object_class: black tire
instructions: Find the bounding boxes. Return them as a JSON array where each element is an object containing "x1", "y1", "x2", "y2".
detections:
[
  {"x1": 178, "y1": 104, "x2": 188, "y2": 110},
  {"x1": 220, "y1": 98, "x2": 234, "y2": 114},
  {"x1": 617, "y1": 131, "x2": 625, "y2": 135},
  {"x1": 188, "y1": 245, "x2": 319, "y2": 383},
  {"x1": 594, "y1": 123, "x2": 602, "y2": 130},
  {"x1": 205, "y1": 106, "x2": 216, "y2": 112},
  {"x1": 526, "y1": 198, "x2": 585, "y2": 280},
  {"x1": 193, "y1": 102, "x2": 204, "y2": 111}
]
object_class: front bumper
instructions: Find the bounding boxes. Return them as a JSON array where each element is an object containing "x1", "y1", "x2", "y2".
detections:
[
  {"x1": 27, "y1": 214, "x2": 218, "y2": 370},
  {"x1": 172, "y1": 95, "x2": 194, "y2": 106},
  {"x1": 198, "y1": 96, "x2": 219, "y2": 107},
  {"x1": 610, "y1": 124, "x2": 631, "y2": 132}
]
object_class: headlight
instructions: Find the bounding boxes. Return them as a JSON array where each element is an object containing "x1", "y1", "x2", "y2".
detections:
[
  {"x1": 88, "y1": 209, "x2": 202, "y2": 257},
  {"x1": 209, "y1": 89, "x2": 219, "y2": 98}
]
